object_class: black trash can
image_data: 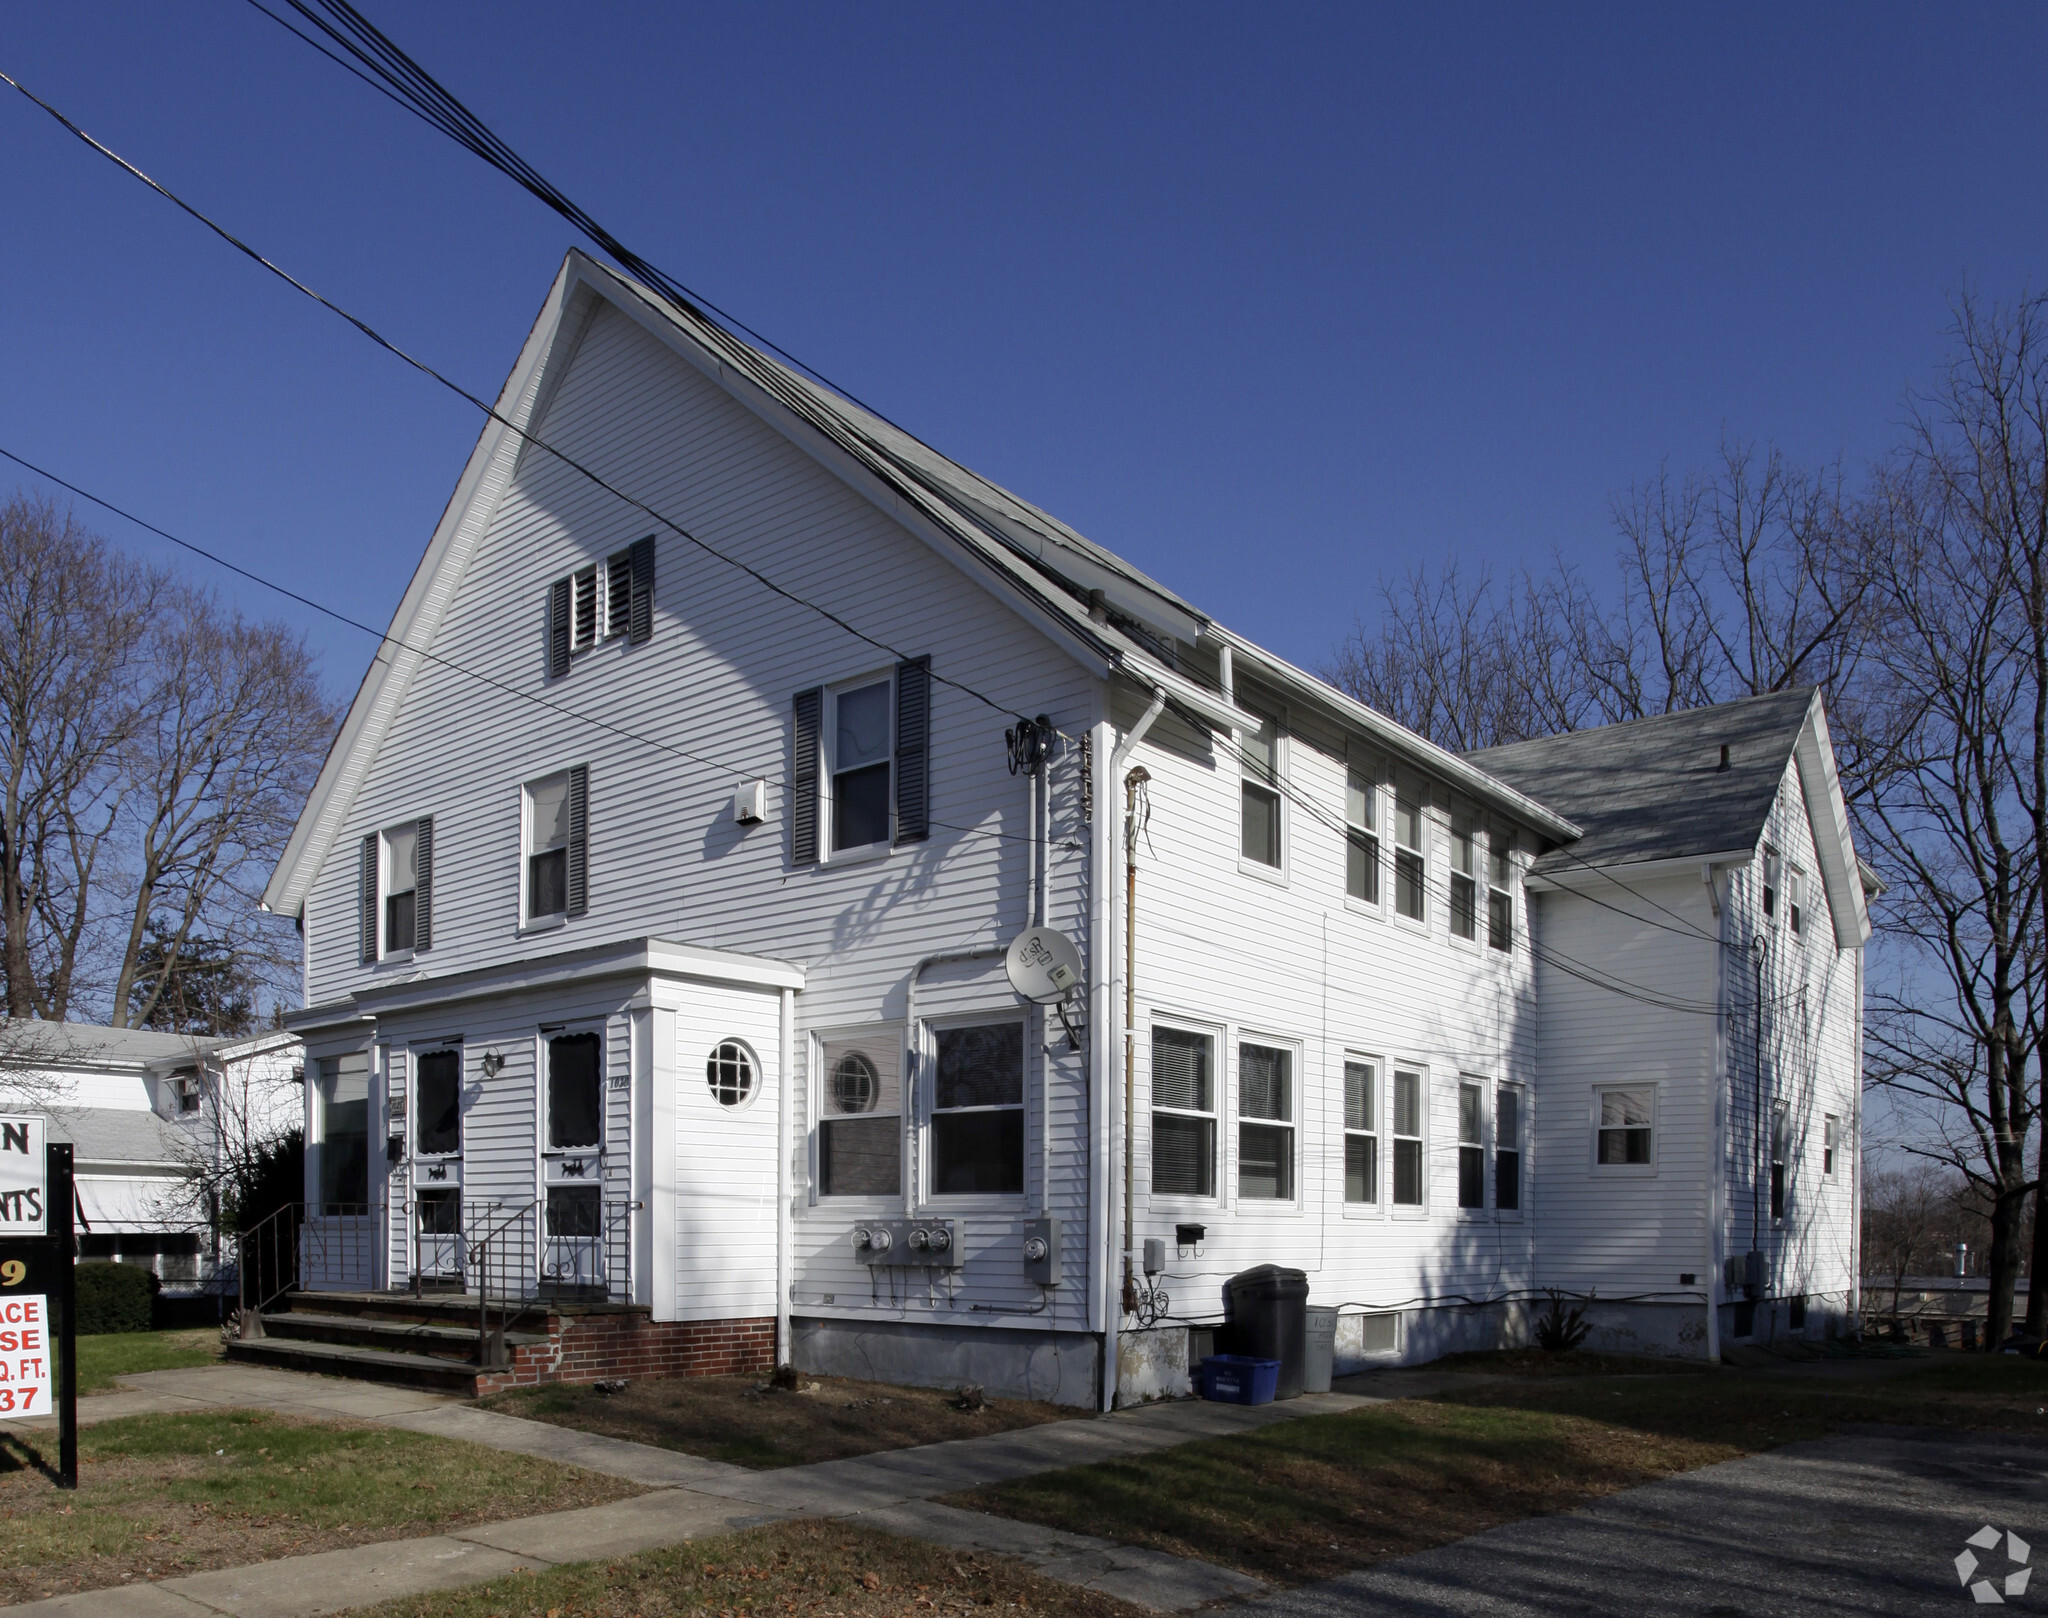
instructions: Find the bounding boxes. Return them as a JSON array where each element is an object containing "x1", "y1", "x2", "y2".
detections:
[{"x1": 1225, "y1": 1264, "x2": 1310, "y2": 1399}]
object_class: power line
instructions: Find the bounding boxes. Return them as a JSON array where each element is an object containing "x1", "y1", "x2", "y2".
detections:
[
  {"x1": 0, "y1": 444, "x2": 1078, "y2": 854},
  {"x1": 0, "y1": 66, "x2": 1033, "y2": 728}
]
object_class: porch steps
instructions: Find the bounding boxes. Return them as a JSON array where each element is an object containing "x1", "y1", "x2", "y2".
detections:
[{"x1": 225, "y1": 1290, "x2": 551, "y2": 1396}]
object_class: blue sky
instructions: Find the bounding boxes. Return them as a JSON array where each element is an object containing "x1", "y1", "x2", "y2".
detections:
[{"x1": 4, "y1": 3, "x2": 2046, "y2": 698}]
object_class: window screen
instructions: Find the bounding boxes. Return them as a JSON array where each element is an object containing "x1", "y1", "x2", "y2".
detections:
[
  {"x1": 414, "y1": 1048, "x2": 461, "y2": 1156},
  {"x1": 1151, "y1": 1027, "x2": 1216, "y2": 1198},
  {"x1": 819, "y1": 1032, "x2": 902, "y2": 1197},
  {"x1": 1238, "y1": 1043, "x2": 1294, "y2": 1200},
  {"x1": 548, "y1": 1032, "x2": 603, "y2": 1150}
]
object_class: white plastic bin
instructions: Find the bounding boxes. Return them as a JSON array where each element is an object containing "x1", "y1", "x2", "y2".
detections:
[{"x1": 1303, "y1": 1305, "x2": 1338, "y2": 1393}]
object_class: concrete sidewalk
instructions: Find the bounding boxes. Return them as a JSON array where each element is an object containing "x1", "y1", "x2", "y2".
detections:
[
  {"x1": 1219, "y1": 1424, "x2": 2048, "y2": 1617},
  {"x1": 12, "y1": 1364, "x2": 1372, "y2": 1617}
]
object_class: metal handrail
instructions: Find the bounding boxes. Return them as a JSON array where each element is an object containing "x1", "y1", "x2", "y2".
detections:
[
  {"x1": 468, "y1": 1197, "x2": 541, "y2": 1370},
  {"x1": 235, "y1": 1202, "x2": 380, "y2": 1335}
]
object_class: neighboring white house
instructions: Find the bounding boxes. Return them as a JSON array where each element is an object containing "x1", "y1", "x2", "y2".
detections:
[
  {"x1": 0, "y1": 1021, "x2": 304, "y2": 1289},
  {"x1": 258, "y1": 249, "x2": 1869, "y2": 1405}
]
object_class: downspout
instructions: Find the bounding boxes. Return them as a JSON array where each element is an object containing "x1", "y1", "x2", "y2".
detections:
[
  {"x1": 777, "y1": 984, "x2": 794, "y2": 1370},
  {"x1": 1102, "y1": 686, "x2": 1166, "y2": 1411},
  {"x1": 1702, "y1": 864, "x2": 1722, "y2": 1364}
]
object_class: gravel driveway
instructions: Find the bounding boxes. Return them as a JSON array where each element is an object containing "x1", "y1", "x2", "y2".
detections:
[{"x1": 1227, "y1": 1425, "x2": 2048, "y2": 1616}]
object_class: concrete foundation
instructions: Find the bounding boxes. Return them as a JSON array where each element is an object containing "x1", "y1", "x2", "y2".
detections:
[
  {"x1": 792, "y1": 1317, "x2": 1102, "y2": 1407},
  {"x1": 1115, "y1": 1326, "x2": 1191, "y2": 1404}
]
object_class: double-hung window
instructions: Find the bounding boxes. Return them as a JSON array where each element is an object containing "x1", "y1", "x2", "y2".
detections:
[
  {"x1": 1762, "y1": 849, "x2": 1780, "y2": 922},
  {"x1": 830, "y1": 678, "x2": 894, "y2": 854},
  {"x1": 1240, "y1": 712, "x2": 1283, "y2": 869},
  {"x1": 1345, "y1": 770, "x2": 1379, "y2": 904},
  {"x1": 1151, "y1": 1026, "x2": 1217, "y2": 1198},
  {"x1": 1822, "y1": 1113, "x2": 1840, "y2": 1179},
  {"x1": 1788, "y1": 867, "x2": 1807, "y2": 939},
  {"x1": 1237, "y1": 1043, "x2": 1294, "y2": 1200},
  {"x1": 1457, "y1": 1079, "x2": 1486, "y2": 1207},
  {"x1": 1596, "y1": 1085, "x2": 1654, "y2": 1167},
  {"x1": 1391, "y1": 1068, "x2": 1424, "y2": 1206},
  {"x1": 930, "y1": 1022, "x2": 1024, "y2": 1196},
  {"x1": 383, "y1": 821, "x2": 419, "y2": 953},
  {"x1": 1343, "y1": 1059, "x2": 1377, "y2": 1204},
  {"x1": 1449, "y1": 814, "x2": 1478, "y2": 941},
  {"x1": 1487, "y1": 832, "x2": 1513, "y2": 952},
  {"x1": 1394, "y1": 791, "x2": 1426, "y2": 923},
  {"x1": 818, "y1": 1028, "x2": 902, "y2": 1197},
  {"x1": 524, "y1": 767, "x2": 587, "y2": 922},
  {"x1": 1496, "y1": 1085, "x2": 1522, "y2": 1211}
]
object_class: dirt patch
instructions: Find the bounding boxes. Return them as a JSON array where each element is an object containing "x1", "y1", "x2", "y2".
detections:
[
  {"x1": 0, "y1": 1409, "x2": 639, "y2": 1605},
  {"x1": 482, "y1": 1371, "x2": 1077, "y2": 1468},
  {"x1": 342, "y1": 1517, "x2": 1143, "y2": 1618}
]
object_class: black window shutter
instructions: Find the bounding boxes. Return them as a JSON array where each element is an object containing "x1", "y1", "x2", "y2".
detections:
[
  {"x1": 628, "y1": 536, "x2": 655, "y2": 645},
  {"x1": 359, "y1": 832, "x2": 378, "y2": 965},
  {"x1": 895, "y1": 656, "x2": 931, "y2": 844},
  {"x1": 414, "y1": 816, "x2": 433, "y2": 952},
  {"x1": 547, "y1": 577, "x2": 571, "y2": 678},
  {"x1": 791, "y1": 687, "x2": 822, "y2": 865},
  {"x1": 566, "y1": 764, "x2": 589, "y2": 917}
]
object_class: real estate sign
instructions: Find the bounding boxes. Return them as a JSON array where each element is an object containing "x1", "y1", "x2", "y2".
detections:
[
  {"x1": 0, "y1": 1295, "x2": 50, "y2": 1418},
  {"x1": 0, "y1": 1117, "x2": 46, "y2": 1237}
]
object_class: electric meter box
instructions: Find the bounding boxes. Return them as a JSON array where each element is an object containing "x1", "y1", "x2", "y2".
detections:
[
  {"x1": 853, "y1": 1219, "x2": 960, "y2": 1269},
  {"x1": 1023, "y1": 1216, "x2": 1061, "y2": 1286}
]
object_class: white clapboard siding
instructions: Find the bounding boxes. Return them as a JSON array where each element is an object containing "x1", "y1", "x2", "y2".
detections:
[
  {"x1": 673, "y1": 984, "x2": 782, "y2": 1322},
  {"x1": 1528, "y1": 873, "x2": 1720, "y2": 1297},
  {"x1": 302, "y1": 297, "x2": 1100, "y2": 1326}
]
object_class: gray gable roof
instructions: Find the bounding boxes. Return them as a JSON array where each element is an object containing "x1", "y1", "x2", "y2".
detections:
[
  {"x1": 44, "y1": 1106, "x2": 191, "y2": 1169},
  {"x1": 1465, "y1": 687, "x2": 1819, "y2": 871},
  {"x1": 1, "y1": 1020, "x2": 219, "y2": 1070}
]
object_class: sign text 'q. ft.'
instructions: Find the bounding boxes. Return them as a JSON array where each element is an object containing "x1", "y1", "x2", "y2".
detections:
[{"x1": 0, "y1": 1116, "x2": 47, "y2": 1238}]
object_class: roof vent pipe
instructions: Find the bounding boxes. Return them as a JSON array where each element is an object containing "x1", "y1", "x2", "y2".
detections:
[{"x1": 1718, "y1": 743, "x2": 1730, "y2": 771}]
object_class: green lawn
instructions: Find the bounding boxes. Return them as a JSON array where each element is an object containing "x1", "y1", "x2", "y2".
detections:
[
  {"x1": 76, "y1": 1327, "x2": 222, "y2": 1394},
  {"x1": 0, "y1": 1409, "x2": 640, "y2": 1605},
  {"x1": 951, "y1": 1356, "x2": 2048, "y2": 1587}
]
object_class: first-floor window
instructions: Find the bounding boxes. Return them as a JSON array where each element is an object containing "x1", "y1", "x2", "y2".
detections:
[
  {"x1": 1237, "y1": 1042, "x2": 1294, "y2": 1199},
  {"x1": 1770, "y1": 1104, "x2": 1789, "y2": 1219},
  {"x1": 1596, "y1": 1085, "x2": 1654, "y2": 1166},
  {"x1": 1344, "y1": 1059, "x2": 1377, "y2": 1203},
  {"x1": 1392, "y1": 1068, "x2": 1423, "y2": 1206},
  {"x1": 930, "y1": 1022, "x2": 1024, "y2": 1195},
  {"x1": 1822, "y1": 1113, "x2": 1840, "y2": 1179},
  {"x1": 1457, "y1": 1080, "x2": 1485, "y2": 1207},
  {"x1": 818, "y1": 1030, "x2": 902, "y2": 1197},
  {"x1": 1496, "y1": 1085, "x2": 1522, "y2": 1211},
  {"x1": 314, "y1": 1052, "x2": 370, "y2": 1212},
  {"x1": 1151, "y1": 1026, "x2": 1217, "y2": 1198}
]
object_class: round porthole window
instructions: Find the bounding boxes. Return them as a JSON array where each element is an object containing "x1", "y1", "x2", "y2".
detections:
[
  {"x1": 706, "y1": 1040, "x2": 756, "y2": 1108},
  {"x1": 831, "y1": 1051, "x2": 879, "y2": 1115}
]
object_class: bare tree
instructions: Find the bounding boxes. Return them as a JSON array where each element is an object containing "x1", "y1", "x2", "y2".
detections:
[
  {"x1": 0, "y1": 494, "x2": 161, "y2": 1018},
  {"x1": 0, "y1": 493, "x2": 338, "y2": 1027},
  {"x1": 1863, "y1": 1161, "x2": 1962, "y2": 1326}
]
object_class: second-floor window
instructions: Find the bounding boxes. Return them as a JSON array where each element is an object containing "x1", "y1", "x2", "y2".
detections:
[
  {"x1": 1487, "y1": 831, "x2": 1513, "y2": 952},
  {"x1": 831, "y1": 678, "x2": 894, "y2": 853},
  {"x1": 1346, "y1": 770, "x2": 1379, "y2": 904},
  {"x1": 384, "y1": 821, "x2": 419, "y2": 953},
  {"x1": 525, "y1": 767, "x2": 588, "y2": 921},
  {"x1": 1240, "y1": 712, "x2": 1282, "y2": 869},
  {"x1": 1394, "y1": 792, "x2": 1426, "y2": 923},
  {"x1": 1450, "y1": 814, "x2": 1478, "y2": 941}
]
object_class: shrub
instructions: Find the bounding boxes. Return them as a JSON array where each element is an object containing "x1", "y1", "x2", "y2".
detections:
[
  {"x1": 75, "y1": 1261, "x2": 159, "y2": 1334},
  {"x1": 1533, "y1": 1289, "x2": 1593, "y2": 1354}
]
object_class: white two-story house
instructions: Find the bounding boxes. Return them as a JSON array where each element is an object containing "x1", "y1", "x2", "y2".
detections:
[{"x1": 252, "y1": 250, "x2": 1869, "y2": 1403}]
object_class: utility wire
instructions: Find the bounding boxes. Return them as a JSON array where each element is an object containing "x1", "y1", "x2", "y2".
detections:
[
  {"x1": 0, "y1": 444, "x2": 1077, "y2": 853},
  {"x1": 0, "y1": 65, "x2": 1033, "y2": 726}
]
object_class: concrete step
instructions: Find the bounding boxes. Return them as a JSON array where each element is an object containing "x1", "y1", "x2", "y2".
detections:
[
  {"x1": 225, "y1": 1332, "x2": 487, "y2": 1395},
  {"x1": 262, "y1": 1310, "x2": 547, "y2": 1363}
]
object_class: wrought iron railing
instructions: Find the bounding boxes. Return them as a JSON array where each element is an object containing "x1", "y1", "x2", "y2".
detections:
[
  {"x1": 235, "y1": 1202, "x2": 381, "y2": 1333},
  {"x1": 407, "y1": 1192, "x2": 466, "y2": 1296}
]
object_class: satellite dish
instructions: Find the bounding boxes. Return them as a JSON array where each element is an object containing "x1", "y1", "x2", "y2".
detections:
[{"x1": 1006, "y1": 926, "x2": 1083, "y2": 1004}]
